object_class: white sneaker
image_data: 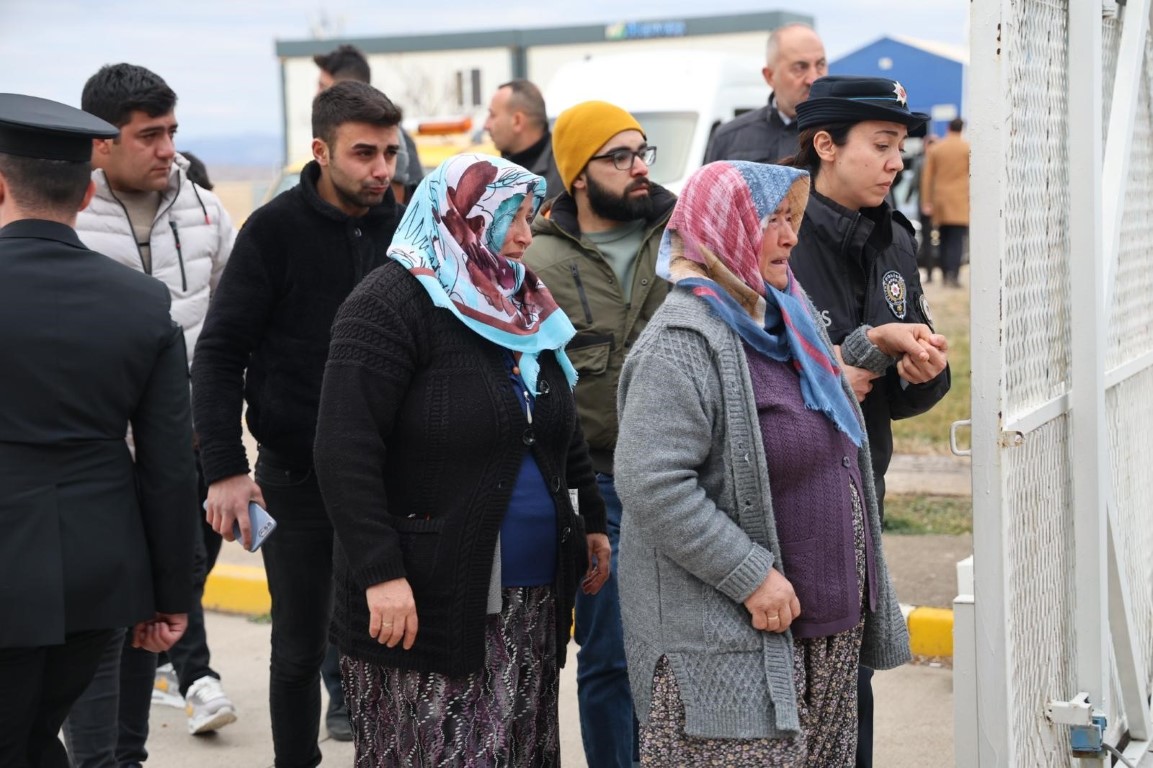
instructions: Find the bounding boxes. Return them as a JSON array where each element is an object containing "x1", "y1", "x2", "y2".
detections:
[
  {"x1": 185, "y1": 675, "x2": 238, "y2": 735},
  {"x1": 152, "y1": 663, "x2": 184, "y2": 709}
]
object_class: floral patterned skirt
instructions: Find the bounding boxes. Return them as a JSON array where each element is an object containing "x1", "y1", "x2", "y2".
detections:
[
  {"x1": 340, "y1": 585, "x2": 559, "y2": 768},
  {"x1": 640, "y1": 485, "x2": 868, "y2": 767}
]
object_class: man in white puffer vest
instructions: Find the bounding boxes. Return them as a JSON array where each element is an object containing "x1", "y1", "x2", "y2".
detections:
[{"x1": 63, "y1": 63, "x2": 237, "y2": 766}]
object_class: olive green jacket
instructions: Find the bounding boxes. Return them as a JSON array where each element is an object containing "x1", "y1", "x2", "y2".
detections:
[{"x1": 525, "y1": 187, "x2": 676, "y2": 474}]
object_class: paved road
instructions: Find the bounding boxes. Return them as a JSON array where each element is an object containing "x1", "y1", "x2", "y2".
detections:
[{"x1": 139, "y1": 607, "x2": 954, "y2": 767}]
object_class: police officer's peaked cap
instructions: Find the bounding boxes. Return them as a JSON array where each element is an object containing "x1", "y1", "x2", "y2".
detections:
[
  {"x1": 795, "y1": 76, "x2": 930, "y2": 132},
  {"x1": 0, "y1": 93, "x2": 118, "y2": 162}
]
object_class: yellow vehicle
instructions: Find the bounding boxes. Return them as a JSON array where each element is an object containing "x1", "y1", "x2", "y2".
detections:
[{"x1": 410, "y1": 115, "x2": 498, "y2": 173}]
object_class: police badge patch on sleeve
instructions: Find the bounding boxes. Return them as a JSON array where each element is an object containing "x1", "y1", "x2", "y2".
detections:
[{"x1": 882, "y1": 270, "x2": 907, "y2": 319}]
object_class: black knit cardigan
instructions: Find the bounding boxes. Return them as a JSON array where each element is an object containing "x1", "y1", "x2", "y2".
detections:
[{"x1": 314, "y1": 259, "x2": 607, "y2": 676}]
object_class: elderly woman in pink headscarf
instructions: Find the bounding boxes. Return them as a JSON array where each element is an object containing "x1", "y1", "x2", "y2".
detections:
[{"x1": 616, "y1": 161, "x2": 919, "y2": 766}]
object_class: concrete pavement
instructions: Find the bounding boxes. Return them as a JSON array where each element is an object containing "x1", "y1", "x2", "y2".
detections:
[{"x1": 143, "y1": 608, "x2": 953, "y2": 767}]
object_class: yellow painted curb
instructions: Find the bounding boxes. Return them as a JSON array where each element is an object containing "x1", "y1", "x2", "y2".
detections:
[
  {"x1": 203, "y1": 564, "x2": 271, "y2": 616},
  {"x1": 907, "y1": 606, "x2": 954, "y2": 657}
]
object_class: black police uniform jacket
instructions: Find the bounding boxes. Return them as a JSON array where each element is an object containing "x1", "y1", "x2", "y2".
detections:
[
  {"x1": 0, "y1": 220, "x2": 197, "y2": 648},
  {"x1": 790, "y1": 190, "x2": 951, "y2": 506}
]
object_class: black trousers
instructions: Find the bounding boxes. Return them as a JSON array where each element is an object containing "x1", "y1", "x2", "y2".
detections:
[
  {"x1": 0, "y1": 628, "x2": 117, "y2": 768},
  {"x1": 939, "y1": 225, "x2": 968, "y2": 281},
  {"x1": 257, "y1": 450, "x2": 334, "y2": 768}
]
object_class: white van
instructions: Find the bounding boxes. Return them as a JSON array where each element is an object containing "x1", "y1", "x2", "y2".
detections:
[{"x1": 543, "y1": 51, "x2": 768, "y2": 193}]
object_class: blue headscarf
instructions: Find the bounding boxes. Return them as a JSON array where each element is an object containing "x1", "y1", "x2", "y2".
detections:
[{"x1": 388, "y1": 154, "x2": 577, "y2": 394}]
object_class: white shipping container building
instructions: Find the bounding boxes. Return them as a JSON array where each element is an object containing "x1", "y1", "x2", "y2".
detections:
[{"x1": 274, "y1": 10, "x2": 812, "y2": 166}]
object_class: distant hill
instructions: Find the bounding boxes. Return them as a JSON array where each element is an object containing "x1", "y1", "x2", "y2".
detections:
[{"x1": 178, "y1": 133, "x2": 282, "y2": 178}]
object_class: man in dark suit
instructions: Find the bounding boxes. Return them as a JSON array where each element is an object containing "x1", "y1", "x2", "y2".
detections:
[{"x1": 0, "y1": 93, "x2": 198, "y2": 768}]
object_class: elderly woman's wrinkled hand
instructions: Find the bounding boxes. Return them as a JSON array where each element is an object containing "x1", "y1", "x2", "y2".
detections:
[
  {"x1": 832, "y1": 345, "x2": 880, "y2": 402},
  {"x1": 581, "y1": 533, "x2": 611, "y2": 595},
  {"x1": 743, "y1": 568, "x2": 802, "y2": 634},
  {"x1": 366, "y1": 578, "x2": 419, "y2": 650}
]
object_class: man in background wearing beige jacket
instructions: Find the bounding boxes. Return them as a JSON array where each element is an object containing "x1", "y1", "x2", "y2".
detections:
[{"x1": 920, "y1": 117, "x2": 970, "y2": 288}]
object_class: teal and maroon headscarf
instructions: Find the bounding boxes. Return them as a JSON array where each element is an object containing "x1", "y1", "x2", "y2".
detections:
[
  {"x1": 657, "y1": 160, "x2": 863, "y2": 446},
  {"x1": 388, "y1": 153, "x2": 577, "y2": 394}
]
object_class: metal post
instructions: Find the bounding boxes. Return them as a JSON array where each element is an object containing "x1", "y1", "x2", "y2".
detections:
[
  {"x1": 967, "y1": 0, "x2": 1011, "y2": 764},
  {"x1": 1067, "y1": 3, "x2": 1108, "y2": 766}
]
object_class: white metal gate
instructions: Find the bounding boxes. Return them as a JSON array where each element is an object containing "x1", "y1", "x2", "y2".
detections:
[{"x1": 960, "y1": 0, "x2": 1153, "y2": 765}]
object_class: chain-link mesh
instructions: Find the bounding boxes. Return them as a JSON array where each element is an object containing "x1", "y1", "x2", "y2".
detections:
[
  {"x1": 994, "y1": 1, "x2": 1153, "y2": 763},
  {"x1": 1005, "y1": 416, "x2": 1077, "y2": 767},
  {"x1": 1107, "y1": 371, "x2": 1153, "y2": 690},
  {"x1": 1106, "y1": 42, "x2": 1153, "y2": 369},
  {"x1": 1002, "y1": 0, "x2": 1072, "y2": 418}
]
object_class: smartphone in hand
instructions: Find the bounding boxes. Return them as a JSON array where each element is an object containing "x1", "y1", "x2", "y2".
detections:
[
  {"x1": 235, "y1": 501, "x2": 277, "y2": 552},
  {"x1": 203, "y1": 500, "x2": 277, "y2": 552}
]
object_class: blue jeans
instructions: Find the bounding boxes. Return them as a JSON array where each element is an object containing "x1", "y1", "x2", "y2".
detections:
[
  {"x1": 256, "y1": 451, "x2": 333, "y2": 768},
  {"x1": 573, "y1": 473, "x2": 638, "y2": 767}
]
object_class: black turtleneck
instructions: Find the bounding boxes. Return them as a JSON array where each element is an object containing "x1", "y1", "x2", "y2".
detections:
[{"x1": 503, "y1": 132, "x2": 550, "y2": 170}]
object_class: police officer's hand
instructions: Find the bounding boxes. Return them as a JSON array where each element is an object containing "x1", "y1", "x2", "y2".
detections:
[
  {"x1": 206, "y1": 474, "x2": 267, "y2": 549},
  {"x1": 366, "y1": 578, "x2": 418, "y2": 650},
  {"x1": 897, "y1": 337, "x2": 949, "y2": 384},
  {"x1": 867, "y1": 323, "x2": 948, "y2": 384}
]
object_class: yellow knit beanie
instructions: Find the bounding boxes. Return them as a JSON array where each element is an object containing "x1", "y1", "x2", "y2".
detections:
[{"x1": 552, "y1": 101, "x2": 645, "y2": 193}]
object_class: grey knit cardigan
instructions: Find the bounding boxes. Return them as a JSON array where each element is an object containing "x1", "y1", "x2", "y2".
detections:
[{"x1": 615, "y1": 288, "x2": 911, "y2": 740}]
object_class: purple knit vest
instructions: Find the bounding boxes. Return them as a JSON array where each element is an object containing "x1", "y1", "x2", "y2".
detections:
[{"x1": 744, "y1": 345, "x2": 876, "y2": 639}]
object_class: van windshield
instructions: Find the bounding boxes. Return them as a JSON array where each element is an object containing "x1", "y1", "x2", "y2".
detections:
[{"x1": 630, "y1": 112, "x2": 697, "y2": 187}]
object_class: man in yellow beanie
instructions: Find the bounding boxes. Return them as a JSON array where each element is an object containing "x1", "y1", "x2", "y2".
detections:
[{"x1": 524, "y1": 100, "x2": 675, "y2": 768}]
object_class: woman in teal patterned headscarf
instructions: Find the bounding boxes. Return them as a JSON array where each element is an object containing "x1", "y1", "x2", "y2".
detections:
[
  {"x1": 388, "y1": 153, "x2": 578, "y2": 394},
  {"x1": 315, "y1": 153, "x2": 611, "y2": 767}
]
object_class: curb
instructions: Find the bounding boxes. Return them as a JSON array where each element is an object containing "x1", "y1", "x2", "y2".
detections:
[
  {"x1": 900, "y1": 603, "x2": 954, "y2": 657},
  {"x1": 206, "y1": 568, "x2": 956, "y2": 658},
  {"x1": 204, "y1": 564, "x2": 270, "y2": 616}
]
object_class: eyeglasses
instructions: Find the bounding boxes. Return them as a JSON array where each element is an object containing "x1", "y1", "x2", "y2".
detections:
[{"x1": 588, "y1": 146, "x2": 657, "y2": 171}]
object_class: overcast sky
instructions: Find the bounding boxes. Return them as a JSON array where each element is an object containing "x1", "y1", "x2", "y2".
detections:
[{"x1": 0, "y1": 0, "x2": 967, "y2": 141}]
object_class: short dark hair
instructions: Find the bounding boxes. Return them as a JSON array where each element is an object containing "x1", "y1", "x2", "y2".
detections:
[
  {"x1": 81, "y1": 63, "x2": 177, "y2": 129},
  {"x1": 312, "y1": 81, "x2": 402, "y2": 146},
  {"x1": 782, "y1": 122, "x2": 854, "y2": 178},
  {"x1": 314, "y1": 45, "x2": 371, "y2": 84},
  {"x1": 0, "y1": 153, "x2": 91, "y2": 213},
  {"x1": 498, "y1": 79, "x2": 548, "y2": 131},
  {"x1": 949, "y1": 117, "x2": 965, "y2": 133}
]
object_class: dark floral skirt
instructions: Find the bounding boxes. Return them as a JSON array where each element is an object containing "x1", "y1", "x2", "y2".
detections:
[
  {"x1": 340, "y1": 585, "x2": 559, "y2": 768},
  {"x1": 640, "y1": 485, "x2": 868, "y2": 767}
]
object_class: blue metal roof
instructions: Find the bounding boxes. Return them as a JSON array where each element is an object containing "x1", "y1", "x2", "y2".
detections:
[{"x1": 830, "y1": 36, "x2": 966, "y2": 138}]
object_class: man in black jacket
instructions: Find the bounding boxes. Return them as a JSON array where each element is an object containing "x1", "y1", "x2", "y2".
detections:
[
  {"x1": 704, "y1": 23, "x2": 827, "y2": 164},
  {"x1": 192, "y1": 81, "x2": 404, "y2": 768},
  {"x1": 0, "y1": 93, "x2": 197, "y2": 768},
  {"x1": 484, "y1": 79, "x2": 564, "y2": 200}
]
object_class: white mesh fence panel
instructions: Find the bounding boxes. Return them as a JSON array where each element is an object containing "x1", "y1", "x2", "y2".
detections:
[
  {"x1": 1107, "y1": 371, "x2": 1153, "y2": 689},
  {"x1": 1002, "y1": 0, "x2": 1072, "y2": 417},
  {"x1": 987, "y1": 0, "x2": 1153, "y2": 763},
  {"x1": 1004, "y1": 416, "x2": 1077, "y2": 766},
  {"x1": 1106, "y1": 44, "x2": 1153, "y2": 369}
]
